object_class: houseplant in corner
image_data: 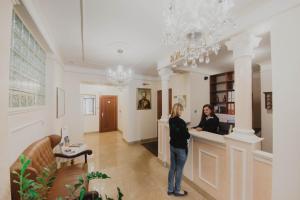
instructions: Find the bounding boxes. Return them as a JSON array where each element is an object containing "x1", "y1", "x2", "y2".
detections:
[{"x1": 13, "y1": 154, "x2": 123, "y2": 200}]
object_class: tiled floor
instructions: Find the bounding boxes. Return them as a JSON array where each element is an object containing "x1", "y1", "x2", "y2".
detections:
[{"x1": 84, "y1": 131, "x2": 207, "y2": 200}]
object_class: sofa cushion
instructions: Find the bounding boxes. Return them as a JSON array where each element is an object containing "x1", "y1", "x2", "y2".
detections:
[{"x1": 47, "y1": 163, "x2": 88, "y2": 200}]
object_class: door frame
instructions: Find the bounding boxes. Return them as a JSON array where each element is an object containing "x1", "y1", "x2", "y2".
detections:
[
  {"x1": 157, "y1": 88, "x2": 172, "y2": 120},
  {"x1": 99, "y1": 95, "x2": 118, "y2": 133}
]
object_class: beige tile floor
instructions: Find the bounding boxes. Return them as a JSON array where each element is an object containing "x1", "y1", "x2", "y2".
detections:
[{"x1": 84, "y1": 131, "x2": 207, "y2": 200}]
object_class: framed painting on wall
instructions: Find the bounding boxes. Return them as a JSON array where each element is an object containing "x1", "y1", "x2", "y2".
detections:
[
  {"x1": 137, "y1": 88, "x2": 151, "y2": 110},
  {"x1": 56, "y1": 87, "x2": 65, "y2": 118},
  {"x1": 173, "y1": 95, "x2": 187, "y2": 108}
]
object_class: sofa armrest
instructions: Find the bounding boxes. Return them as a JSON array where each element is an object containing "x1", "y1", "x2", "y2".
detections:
[{"x1": 54, "y1": 149, "x2": 92, "y2": 163}]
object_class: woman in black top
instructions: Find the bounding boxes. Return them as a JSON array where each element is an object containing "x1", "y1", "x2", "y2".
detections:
[
  {"x1": 193, "y1": 104, "x2": 219, "y2": 134},
  {"x1": 168, "y1": 103, "x2": 190, "y2": 197}
]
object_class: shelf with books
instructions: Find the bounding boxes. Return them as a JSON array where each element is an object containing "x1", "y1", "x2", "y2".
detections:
[{"x1": 210, "y1": 71, "x2": 235, "y2": 115}]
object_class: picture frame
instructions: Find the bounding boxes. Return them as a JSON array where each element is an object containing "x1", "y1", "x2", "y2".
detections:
[
  {"x1": 173, "y1": 95, "x2": 187, "y2": 108},
  {"x1": 137, "y1": 88, "x2": 151, "y2": 110},
  {"x1": 56, "y1": 87, "x2": 65, "y2": 118}
]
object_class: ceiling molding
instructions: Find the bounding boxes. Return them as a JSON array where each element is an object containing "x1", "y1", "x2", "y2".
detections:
[
  {"x1": 64, "y1": 65, "x2": 160, "y2": 81},
  {"x1": 80, "y1": 0, "x2": 85, "y2": 62}
]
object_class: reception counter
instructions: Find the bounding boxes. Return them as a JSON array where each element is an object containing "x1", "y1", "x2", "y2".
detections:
[{"x1": 157, "y1": 120, "x2": 272, "y2": 200}]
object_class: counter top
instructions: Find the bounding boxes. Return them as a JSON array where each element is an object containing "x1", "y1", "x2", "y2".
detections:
[{"x1": 189, "y1": 129, "x2": 226, "y2": 145}]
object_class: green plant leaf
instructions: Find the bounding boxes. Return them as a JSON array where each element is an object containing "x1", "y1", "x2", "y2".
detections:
[
  {"x1": 78, "y1": 176, "x2": 84, "y2": 185},
  {"x1": 79, "y1": 187, "x2": 86, "y2": 200},
  {"x1": 19, "y1": 154, "x2": 25, "y2": 164},
  {"x1": 117, "y1": 187, "x2": 123, "y2": 200},
  {"x1": 105, "y1": 194, "x2": 113, "y2": 200}
]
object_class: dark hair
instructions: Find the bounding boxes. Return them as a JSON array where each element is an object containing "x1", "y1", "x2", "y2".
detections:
[{"x1": 201, "y1": 104, "x2": 215, "y2": 121}]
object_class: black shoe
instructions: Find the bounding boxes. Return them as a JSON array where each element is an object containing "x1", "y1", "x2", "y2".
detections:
[
  {"x1": 174, "y1": 190, "x2": 188, "y2": 197},
  {"x1": 167, "y1": 191, "x2": 174, "y2": 195}
]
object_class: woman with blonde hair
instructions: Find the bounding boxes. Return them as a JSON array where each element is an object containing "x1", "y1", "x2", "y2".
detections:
[{"x1": 167, "y1": 103, "x2": 190, "y2": 197}]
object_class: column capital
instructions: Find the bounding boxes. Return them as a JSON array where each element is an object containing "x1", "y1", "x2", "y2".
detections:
[
  {"x1": 158, "y1": 66, "x2": 173, "y2": 81},
  {"x1": 226, "y1": 32, "x2": 262, "y2": 59}
]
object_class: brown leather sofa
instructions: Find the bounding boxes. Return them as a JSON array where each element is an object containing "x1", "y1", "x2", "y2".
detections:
[{"x1": 10, "y1": 135, "x2": 98, "y2": 200}]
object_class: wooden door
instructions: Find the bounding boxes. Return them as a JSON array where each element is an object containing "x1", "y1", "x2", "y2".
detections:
[
  {"x1": 157, "y1": 89, "x2": 172, "y2": 119},
  {"x1": 100, "y1": 96, "x2": 118, "y2": 132}
]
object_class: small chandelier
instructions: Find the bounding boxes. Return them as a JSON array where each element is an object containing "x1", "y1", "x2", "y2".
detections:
[
  {"x1": 106, "y1": 49, "x2": 133, "y2": 86},
  {"x1": 163, "y1": 0, "x2": 235, "y2": 67}
]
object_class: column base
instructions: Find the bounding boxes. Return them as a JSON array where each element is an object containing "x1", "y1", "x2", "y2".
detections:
[{"x1": 225, "y1": 128, "x2": 263, "y2": 144}]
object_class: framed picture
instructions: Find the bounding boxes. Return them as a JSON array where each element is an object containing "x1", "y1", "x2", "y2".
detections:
[
  {"x1": 173, "y1": 95, "x2": 187, "y2": 108},
  {"x1": 56, "y1": 87, "x2": 65, "y2": 118},
  {"x1": 137, "y1": 88, "x2": 151, "y2": 110},
  {"x1": 264, "y1": 92, "x2": 272, "y2": 110}
]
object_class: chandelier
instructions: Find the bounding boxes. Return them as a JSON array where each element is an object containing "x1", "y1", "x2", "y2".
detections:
[
  {"x1": 106, "y1": 49, "x2": 133, "y2": 86},
  {"x1": 163, "y1": 0, "x2": 235, "y2": 67}
]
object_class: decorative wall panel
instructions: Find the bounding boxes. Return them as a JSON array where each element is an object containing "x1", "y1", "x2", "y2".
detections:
[{"x1": 9, "y1": 12, "x2": 46, "y2": 108}]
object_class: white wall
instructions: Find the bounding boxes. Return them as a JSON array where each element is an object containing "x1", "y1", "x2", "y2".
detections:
[
  {"x1": 6, "y1": 47, "x2": 65, "y2": 170},
  {"x1": 271, "y1": 5, "x2": 300, "y2": 200},
  {"x1": 0, "y1": 2, "x2": 65, "y2": 198},
  {"x1": 169, "y1": 73, "x2": 190, "y2": 121},
  {"x1": 260, "y1": 64, "x2": 273, "y2": 153},
  {"x1": 0, "y1": 1, "x2": 13, "y2": 198},
  {"x1": 80, "y1": 84, "x2": 120, "y2": 133},
  {"x1": 188, "y1": 72, "x2": 210, "y2": 127},
  {"x1": 169, "y1": 72, "x2": 210, "y2": 126},
  {"x1": 64, "y1": 65, "x2": 160, "y2": 143}
]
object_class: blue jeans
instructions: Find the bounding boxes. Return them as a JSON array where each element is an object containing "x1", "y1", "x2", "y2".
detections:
[{"x1": 168, "y1": 145, "x2": 188, "y2": 193}]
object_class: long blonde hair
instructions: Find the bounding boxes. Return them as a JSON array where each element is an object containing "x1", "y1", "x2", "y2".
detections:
[{"x1": 170, "y1": 103, "x2": 183, "y2": 118}]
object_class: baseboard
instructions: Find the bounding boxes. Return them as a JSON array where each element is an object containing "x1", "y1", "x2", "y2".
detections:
[
  {"x1": 141, "y1": 137, "x2": 158, "y2": 144},
  {"x1": 117, "y1": 129, "x2": 123, "y2": 134},
  {"x1": 162, "y1": 162, "x2": 215, "y2": 200},
  {"x1": 121, "y1": 138, "x2": 141, "y2": 145},
  {"x1": 122, "y1": 137, "x2": 158, "y2": 145},
  {"x1": 182, "y1": 176, "x2": 215, "y2": 200},
  {"x1": 84, "y1": 131, "x2": 99, "y2": 134}
]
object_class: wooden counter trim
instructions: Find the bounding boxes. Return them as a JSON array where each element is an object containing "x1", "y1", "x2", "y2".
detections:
[
  {"x1": 253, "y1": 150, "x2": 273, "y2": 165},
  {"x1": 190, "y1": 130, "x2": 226, "y2": 146}
]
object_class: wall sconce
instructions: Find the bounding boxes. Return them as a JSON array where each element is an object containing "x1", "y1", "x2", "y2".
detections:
[{"x1": 264, "y1": 92, "x2": 272, "y2": 110}]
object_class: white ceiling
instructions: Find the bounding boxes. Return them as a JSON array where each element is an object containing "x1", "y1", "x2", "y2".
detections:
[{"x1": 30, "y1": 0, "x2": 272, "y2": 76}]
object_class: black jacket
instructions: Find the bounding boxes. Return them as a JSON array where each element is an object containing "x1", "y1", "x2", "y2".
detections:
[
  {"x1": 195, "y1": 115, "x2": 219, "y2": 133},
  {"x1": 169, "y1": 116, "x2": 190, "y2": 149}
]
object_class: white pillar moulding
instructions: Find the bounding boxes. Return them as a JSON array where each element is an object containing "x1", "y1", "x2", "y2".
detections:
[
  {"x1": 225, "y1": 32, "x2": 263, "y2": 200},
  {"x1": 226, "y1": 32, "x2": 262, "y2": 134},
  {"x1": 158, "y1": 66, "x2": 173, "y2": 121}
]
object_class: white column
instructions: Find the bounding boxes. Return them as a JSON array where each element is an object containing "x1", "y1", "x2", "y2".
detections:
[
  {"x1": 225, "y1": 33, "x2": 263, "y2": 200},
  {"x1": 226, "y1": 33, "x2": 261, "y2": 131},
  {"x1": 158, "y1": 67, "x2": 172, "y2": 121}
]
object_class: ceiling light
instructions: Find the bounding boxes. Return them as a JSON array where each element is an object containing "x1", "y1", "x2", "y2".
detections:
[
  {"x1": 163, "y1": 0, "x2": 235, "y2": 67},
  {"x1": 106, "y1": 49, "x2": 134, "y2": 86}
]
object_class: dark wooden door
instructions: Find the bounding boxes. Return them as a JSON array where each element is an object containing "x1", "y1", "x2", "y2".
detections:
[
  {"x1": 100, "y1": 96, "x2": 118, "y2": 132},
  {"x1": 157, "y1": 89, "x2": 172, "y2": 119}
]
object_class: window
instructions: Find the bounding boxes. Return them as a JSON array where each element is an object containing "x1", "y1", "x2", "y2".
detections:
[
  {"x1": 9, "y1": 12, "x2": 46, "y2": 108},
  {"x1": 82, "y1": 95, "x2": 96, "y2": 115}
]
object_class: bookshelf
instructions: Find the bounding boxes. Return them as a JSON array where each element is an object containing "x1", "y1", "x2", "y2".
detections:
[{"x1": 210, "y1": 71, "x2": 235, "y2": 115}]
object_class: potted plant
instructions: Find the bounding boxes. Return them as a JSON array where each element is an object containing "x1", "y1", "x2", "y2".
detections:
[{"x1": 13, "y1": 154, "x2": 123, "y2": 200}]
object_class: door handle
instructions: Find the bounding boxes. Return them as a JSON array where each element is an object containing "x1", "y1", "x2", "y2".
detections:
[{"x1": 101, "y1": 112, "x2": 104, "y2": 118}]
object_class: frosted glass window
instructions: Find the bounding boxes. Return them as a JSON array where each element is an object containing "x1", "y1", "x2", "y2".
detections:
[
  {"x1": 9, "y1": 12, "x2": 46, "y2": 108},
  {"x1": 82, "y1": 96, "x2": 96, "y2": 115}
]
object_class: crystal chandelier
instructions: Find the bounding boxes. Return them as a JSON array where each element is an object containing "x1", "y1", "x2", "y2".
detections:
[
  {"x1": 163, "y1": 0, "x2": 235, "y2": 67},
  {"x1": 106, "y1": 49, "x2": 133, "y2": 86}
]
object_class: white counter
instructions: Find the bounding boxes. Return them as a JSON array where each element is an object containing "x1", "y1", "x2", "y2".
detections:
[{"x1": 189, "y1": 129, "x2": 226, "y2": 145}]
